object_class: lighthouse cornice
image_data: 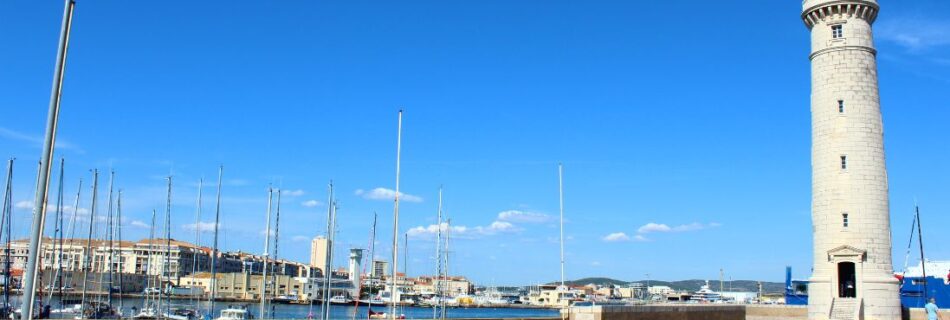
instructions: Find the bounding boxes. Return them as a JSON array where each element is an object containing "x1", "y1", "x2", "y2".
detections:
[{"x1": 801, "y1": 0, "x2": 879, "y2": 29}]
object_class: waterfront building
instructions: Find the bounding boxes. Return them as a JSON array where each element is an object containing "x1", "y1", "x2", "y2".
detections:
[
  {"x1": 372, "y1": 260, "x2": 389, "y2": 279},
  {"x1": 309, "y1": 236, "x2": 330, "y2": 273},
  {"x1": 411, "y1": 275, "x2": 473, "y2": 297},
  {"x1": 134, "y1": 238, "x2": 210, "y2": 278},
  {"x1": 298, "y1": 276, "x2": 357, "y2": 300},
  {"x1": 647, "y1": 285, "x2": 674, "y2": 296},
  {"x1": 526, "y1": 284, "x2": 583, "y2": 307},
  {"x1": 802, "y1": 0, "x2": 900, "y2": 319},
  {"x1": 177, "y1": 271, "x2": 302, "y2": 300}
]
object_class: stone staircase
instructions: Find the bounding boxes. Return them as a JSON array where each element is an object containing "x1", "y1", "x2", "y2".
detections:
[{"x1": 831, "y1": 298, "x2": 858, "y2": 320}]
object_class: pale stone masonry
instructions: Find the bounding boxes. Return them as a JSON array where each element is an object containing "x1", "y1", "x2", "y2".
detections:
[{"x1": 802, "y1": 0, "x2": 900, "y2": 319}]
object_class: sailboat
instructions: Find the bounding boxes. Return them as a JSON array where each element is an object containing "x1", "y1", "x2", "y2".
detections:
[
  {"x1": 52, "y1": 172, "x2": 85, "y2": 317},
  {"x1": 356, "y1": 214, "x2": 386, "y2": 310},
  {"x1": 132, "y1": 209, "x2": 159, "y2": 320}
]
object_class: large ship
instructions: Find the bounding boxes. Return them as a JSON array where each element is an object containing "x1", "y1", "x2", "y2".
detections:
[
  {"x1": 784, "y1": 266, "x2": 808, "y2": 306},
  {"x1": 898, "y1": 261, "x2": 950, "y2": 308}
]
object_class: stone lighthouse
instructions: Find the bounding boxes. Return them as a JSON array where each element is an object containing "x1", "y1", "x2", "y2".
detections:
[{"x1": 802, "y1": 0, "x2": 900, "y2": 319}]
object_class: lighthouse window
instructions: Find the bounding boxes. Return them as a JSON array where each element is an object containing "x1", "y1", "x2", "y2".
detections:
[
  {"x1": 838, "y1": 100, "x2": 845, "y2": 113},
  {"x1": 832, "y1": 25, "x2": 843, "y2": 38},
  {"x1": 842, "y1": 213, "x2": 849, "y2": 227},
  {"x1": 840, "y1": 156, "x2": 847, "y2": 169}
]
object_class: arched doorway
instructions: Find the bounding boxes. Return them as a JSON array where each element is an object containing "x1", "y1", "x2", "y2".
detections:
[{"x1": 838, "y1": 262, "x2": 856, "y2": 298}]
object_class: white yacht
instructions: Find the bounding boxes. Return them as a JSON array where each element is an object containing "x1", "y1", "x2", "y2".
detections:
[
  {"x1": 215, "y1": 307, "x2": 255, "y2": 320},
  {"x1": 690, "y1": 280, "x2": 723, "y2": 303}
]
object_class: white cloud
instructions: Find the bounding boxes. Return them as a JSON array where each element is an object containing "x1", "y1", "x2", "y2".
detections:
[
  {"x1": 407, "y1": 223, "x2": 467, "y2": 238},
  {"x1": 486, "y1": 221, "x2": 517, "y2": 233},
  {"x1": 634, "y1": 222, "x2": 721, "y2": 240},
  {"x1": 15, "y1": 201, "x2": 33, "y2": 211},
  {"x1": 497, "y1": 210, "x2": 551, "y2": 223},
  {"x1": 130, "y1": 220, "x2": 150, "y2": 229},
  {"x1": 14, "y1": 201, "x2": 89, "y2": 216},
  {"x1": 301, "y1": 200, "x2": 322, "y2": 208},
  {"x1": 282, "y1": 189, "x2": 305, "y2": 197},
  {"x1": 354, "y1": 188, "x2": 423, "y2": 203},
  {"x1": 590, "y1": 261, "x2": 602, "y2": 267},
  {"x1": 602, "y1": 232, "x2": 630, "y2": 242},
  {"x1": 183, "y1": 222, "x2": 218, "y2": 232},
  {"x1": 292, "y1": 235, "x2": 310, "y2": 242},
  {"x1": 878, "y1": 17, "x2": 950, "y2": 52},
  {"x1": 637, "y1": 222, "x2": 671, "y2": 234},
  {"x1": 0, "y1": 127, "x2": 81, "y2": 152},
  {"x1": 407, "y1": 220, "x2": 518, "y2": 239}
]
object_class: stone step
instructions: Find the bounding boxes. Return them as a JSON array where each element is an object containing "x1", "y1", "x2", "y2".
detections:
[{"x1": 831, "y1": 299, "x2": 857, "y2": 320}]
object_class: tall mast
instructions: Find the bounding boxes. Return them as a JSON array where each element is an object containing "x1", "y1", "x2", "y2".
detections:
[
  {"x1": 1, "y1": 159, "x2": 14, "y2": 309},
  {"x1": 272, "y1": 189, "x2": 282, "y2": 305},
  {"x1": 558, "y1": 163, "x2": 565, "y2": 288},
  {"x1": 323, "y1": 201, "x2": 338, "y2": 320},
  {"x1": 433, "y1": 187, "x2": 443, "y2": 319},
  {"x1": 208, "y1": 166, "x2": 223, "y2": 317},
  {"x1": 80, "y1": 170, "x2": 99, "y2": 310},
  {"x1": 48, "y1": 159, "x2": 65, "y2": 304},
  {"x1": 390, "y1": 110, "x2": 403, "y2": 320},
  {"x1": 916, "y1": 204, "x2": 928, "y2": 300},
  {"x1": 442, "y1": 218, "x2": 450, "y2": 320},
  {"x1": 161, "y1": 176, "x2": 173, "y2": 315},
  {"x1": 321, "y1": 183, "x2": 335, "y2": 320},
  {"x1": 105, "y1": 171, "x2": 115, "y2": 306},
  {"x1": 144, "y1": 209, "x2": 157, "y2": 308},
  {"x1": 116, "y1": 190, "x2": 124, "y2": 314},
  {"x1": 260, "y1": 187, "x2": 273, "y2": 319},
  {"x1": 61, "y1": 178, "x2": 82, "y2": 305},
  {"x1": 23, "y1": 1, "x2": 76, "y2": 318},
  {"x1": 191, "y1": 178, "x2": 202, "y2": 310}
]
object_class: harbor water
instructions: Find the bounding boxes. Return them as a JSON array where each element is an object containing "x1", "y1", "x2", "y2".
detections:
[{"x1": 22, "y1": 296, "x2": 560, "y2": 319}]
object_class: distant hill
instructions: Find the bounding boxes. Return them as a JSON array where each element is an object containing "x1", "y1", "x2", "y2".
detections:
[
  {"x1": 549, "y1": 277, "x2": 785, "y2": 294},
  {"x1": 562, "y1": 277, "x2": 629, "y2": 287}
]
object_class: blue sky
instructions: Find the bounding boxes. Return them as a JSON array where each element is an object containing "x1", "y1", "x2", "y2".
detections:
[{"x1": 1, "y1": 1, "x2": 949, "y2": 286}]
